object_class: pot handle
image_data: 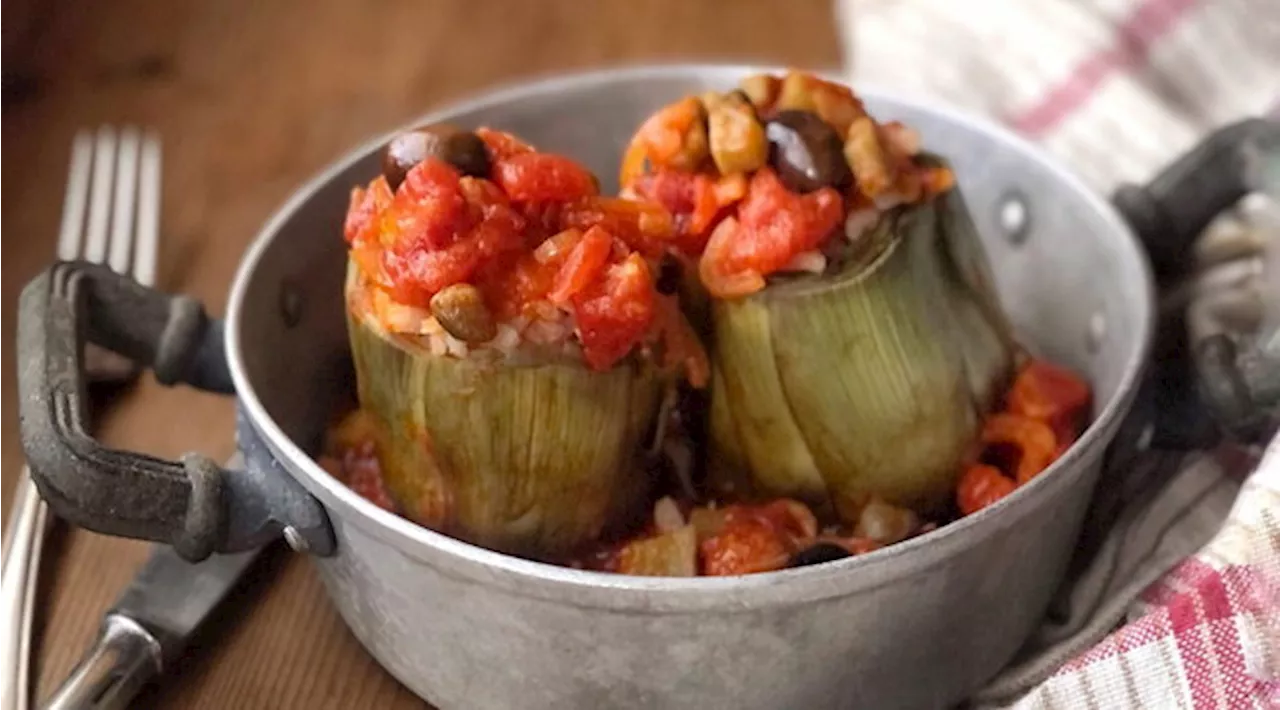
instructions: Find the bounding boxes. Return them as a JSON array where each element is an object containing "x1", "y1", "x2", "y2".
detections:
[
  {"x1": 16, "y1": 261, "x2": 334, "y2": 561},
  {"x1": 1111, "y1": 117, "x2": 1280, "y2": 446},
  {"x1": 1112, "y1": 117, "x2": 1279, "y2": 283}
]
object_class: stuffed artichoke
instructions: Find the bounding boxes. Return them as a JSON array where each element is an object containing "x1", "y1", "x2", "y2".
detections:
[
  {"x1": 621, "y1": 72, "x2": 1018, "y2": 518},
  {"x1": 342, "y1": 125, "x2": 707, "y2": 558}
]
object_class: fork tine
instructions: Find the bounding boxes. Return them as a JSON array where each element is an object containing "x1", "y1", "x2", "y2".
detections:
[
  {"x1": 83, "y1": 126, "x2": 117, "y2": 264},
  {"x1": 56, "y1": 132, "x2": 94, "y2": 261},
  {"x1": 134, "y1": 131, "x2": 161, "y2": 287},
  {"x1": 108, "y1": 127, "x2": 142, "y2": 275}
]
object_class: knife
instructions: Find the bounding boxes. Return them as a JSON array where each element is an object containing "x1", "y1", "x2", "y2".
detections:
[{"x1": 41, "y1": 537, "x2": 267, "y2": 710}]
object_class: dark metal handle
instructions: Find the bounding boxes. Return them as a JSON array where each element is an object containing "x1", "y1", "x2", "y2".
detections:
[
  {"x1": 1112, "y1": 117, "x2": 1280, "y2": 283},
  {"x1": 16, "y1": 261, "x2": 333, "y2": 561},
  {"x1": 1109, "y1": 118, "x2": 1280, "y2": 449}
]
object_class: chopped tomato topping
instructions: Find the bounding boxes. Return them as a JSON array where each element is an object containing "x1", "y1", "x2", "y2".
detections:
[
  {"x1": 344, "y1": 128, "x2": 704, "y2": 385},
  {"x1": 572, "y1": 254, "x2": 656, "y2": 371},
  {"x1": 549, "y1": 226, "x2": 613, "y2": 305},
  {"x1": 392, "y1": 159, "x2": 470, "y2": 251},
  {"x1": 698, "y1": 217, "x2": 765, "y2": 298},
  {"x1": 652, "y1": 294, "x2": 710, "y2": 387},
  {"x1": 695, "y1": 170, "x2": 842, "y2": 297},
  {"x1": 980, "y1": 413, "x2": 1059, "y2": 485},
  {"x1": 1007, "y1": 361, "x2": 1092, "y2": 444},
  {"x1": 475, "y1": 127, "x2": 534, "y2": 161},
  {"x1": 344, "y1": 176, "x2": 393, "y2": 245},
  {"x1": 558, "y1": 197, "x2": 676, "y2": 258},
  {"x1": 493, "y1": 153, "x2": 599, "y2": 203},
  {"x1": 619, "y1": 96, "x2": 707, "y2": 186},
  {"x1": 533, "y1": 228, "x2": 583, "y2": 265},
  {"x1": 701, "y1": 519, "x2": 791, "y2": 576},
  {"x1": 629, "y1": 171, "x2": 747, "y2": 255},
  {"x1": 956, "y1": 464, "x2": 1016, "y2": 516}
]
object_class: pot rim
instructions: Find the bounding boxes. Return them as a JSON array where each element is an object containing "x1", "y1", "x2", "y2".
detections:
[{"x1": 225, "y1": 63, "x2": 1155, "y2": 611}]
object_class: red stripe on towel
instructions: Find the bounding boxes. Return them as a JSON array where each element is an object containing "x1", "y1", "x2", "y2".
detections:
[{"x1": 1010, "y1": 0, "x2": 1200, "y2": 137}]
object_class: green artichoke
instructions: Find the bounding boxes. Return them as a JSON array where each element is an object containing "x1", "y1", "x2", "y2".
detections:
[
  {"x1": 346, "y1": 264, "x2": 665, "y2": 558},
  {"x1": 707, "y1": 179, "x2": 1018, "y2": 519}
]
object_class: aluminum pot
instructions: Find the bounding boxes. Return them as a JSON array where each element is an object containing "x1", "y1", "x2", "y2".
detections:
[{"x1": 17, "y1": 65, "x2": 1277, "y2": 710}]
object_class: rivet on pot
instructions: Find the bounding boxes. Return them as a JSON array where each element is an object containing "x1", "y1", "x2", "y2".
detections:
[
  {"x1": 283, "y1": 525, "x2": 310, "y2": 553},
  {"x1": 998, "y1": 192, "x2": 1030, "y2": 245},
  {"x1": 279, "y1": 281, "x2": 304, "y2": 328},
  {"x1": 1086, "y1": 312, "x2": 1107, "y2": 353}
]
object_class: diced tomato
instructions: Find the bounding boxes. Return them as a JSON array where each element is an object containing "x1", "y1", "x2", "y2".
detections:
[
  {"x1": 1007, "y1": 361, "x2": 1092, "y2": 444},
  {"x1": 980, "y1": 413, "x2": 1060, "y2": 485},
  {"x1": 480, "y1": 253, "x2": 558, "y2": 320},
  {"x1": 549, "y1": 226, "x2": 613, "y2": 305},
  {"x1": 572, "y1": 254, "x2": 656, "y2": 371},
  {"x1": 619, "y1": 96, "x2": 707, "y2": 187},
  {"x1": 344, "y1": 449, "x2": 396, "y2": 512},
  {"x1": 380, "y1": 238, "x2": 483, "y2": 307},
  {"x1": 700, "y1": 519, "x2": 791, "y2": 576},
  {"x1": 493, "y1": 153, "x2": 599, "y2": 203},
  {"x1": 459, "y1": 176, "x2": 513, "y2": 219},
  {"x1": 733, "y1": 169, "x2": 844, "y2": 272},
  {"x1": 344, "y1": 176, "x2": 393, "y2": 245},
  {"x1": 696, "y1": 170, "x2": 842, "y2": 297},
  {"x1": 652, "y1": 294, "x2": 710, "y2": 388},
  {"x1": 956, "y1": 464, "x2": 1016, "y2": 516},
  {"x1": 630, "y1": 171, "x2": 748, "y2": 256},
  {"x1": 739, "y1": 499, "x2": 819, "y2": 541},
  {"x1": 557, "y1": 197, "x2": 675, "y2": 258},
  {"x1": 389, "y1": 159, "x2": 470, "y2": 251},
  {"x1": 475, "y1": 127, "x2": 535, "y2": 162},
  {"x1": 533, "y1": 228, "x2": 584, "y2": 265},
  {"x1": 699, "y1": 217, "x2": 765, "y2": 298}
]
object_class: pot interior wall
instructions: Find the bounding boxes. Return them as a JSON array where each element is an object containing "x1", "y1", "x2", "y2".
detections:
[{"x1": 230, "y1": 66, "x2": 1150, "y2": 488}]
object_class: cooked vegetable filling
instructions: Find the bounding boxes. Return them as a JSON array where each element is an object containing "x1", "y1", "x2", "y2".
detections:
[
  {"x1": 329, "y1": 73, "x2": 1094, "y2": 576},
  {"x1": 345, "y1": 126, "x2": 708, "y2": 379}
]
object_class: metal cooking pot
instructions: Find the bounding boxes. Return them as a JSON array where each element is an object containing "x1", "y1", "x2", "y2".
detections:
[{"x1": 17, "y1": 65, "x2": 1278, "y2": 710}]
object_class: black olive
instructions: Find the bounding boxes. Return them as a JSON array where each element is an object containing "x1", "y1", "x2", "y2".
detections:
[
  {"x1": 656, "y1": 255, "x2": 682, "y2": 295},
  {"x1": 765, "y1": 110, "x2": 853, "y2": 194},
  {"x1": 382, "y1": 124, "x2": 490, "y2": 189},
  {"x1": 788, "y1": 542, "x2": 852, "y2": 568}
]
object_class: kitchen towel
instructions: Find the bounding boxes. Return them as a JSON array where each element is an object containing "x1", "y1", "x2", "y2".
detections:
[{"x1": 836, "y1": 0, "x2": 1280, "y2": 707}]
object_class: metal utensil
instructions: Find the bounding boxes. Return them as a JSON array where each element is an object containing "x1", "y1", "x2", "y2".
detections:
[
  {"x1": 42, "y1": 530, "x2": 265, "y2": 710},
  {"x1": 1, "y1": 126, "x2": 161, "y2": 710}
]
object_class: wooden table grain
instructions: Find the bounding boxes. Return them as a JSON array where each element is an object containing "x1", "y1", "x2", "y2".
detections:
[{"x1": 1, "y1": 1, "x2": 841, "y2": 707}]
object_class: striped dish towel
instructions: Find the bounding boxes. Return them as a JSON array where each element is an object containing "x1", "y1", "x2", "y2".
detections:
[{"x1": 836, "y1": 0, "x2": 1280, "y2": 707}]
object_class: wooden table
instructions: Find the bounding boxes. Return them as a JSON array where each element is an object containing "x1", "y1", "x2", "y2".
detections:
[{"x1": 1, "y1": 1, "x2": 842, "y2": 706}]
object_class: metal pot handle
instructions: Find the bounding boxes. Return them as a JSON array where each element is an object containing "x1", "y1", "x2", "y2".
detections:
[
  {"x1": 1110, "y1": 117, "x2": 1280, "y2": 447},
  {"x1": 16, "y1": 261, "x2": 333, "y2": 561},
  {"x1": 1112, "y1": 118, "x2": 1279, "y2": 284}
]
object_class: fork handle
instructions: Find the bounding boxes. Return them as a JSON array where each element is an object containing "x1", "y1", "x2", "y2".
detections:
[
  {"x1": 1, "y1": 472, "x2": 51, "y2": 710},
  {"x1": 40, "y1": 615, "x2": 162, "y2": 710},
  {"x1": 17, "y1": 261, "x2": 333, "y2": 562}
]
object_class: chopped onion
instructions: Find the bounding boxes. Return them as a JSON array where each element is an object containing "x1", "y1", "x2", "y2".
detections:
[
  {"x1": 874, "y1": 192, "x2": 907, "y2": 211},
  {"x1": 781, "y1": 250, "x2": 827, "y2": 274},
  {"x1": 653, "y1": 496, "x2": 685, "y2": 533},
  {"x1": 444, "y1": 334, "x2": 469, "y2": 359},
  {"x1": 845, "y1": 209, "x2": 879, "y2": 243}
]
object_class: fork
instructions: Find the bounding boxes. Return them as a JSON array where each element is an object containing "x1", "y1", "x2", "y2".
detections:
[{"x1": 0, "y1": 126, "x2": 161, "y2": 710}]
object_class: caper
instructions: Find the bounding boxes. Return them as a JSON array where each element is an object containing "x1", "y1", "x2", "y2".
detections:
[
  {"x1": 788, "y1": 542, "x2": 851, "y2": 568},
  {"x1": 707, "y1": 91, "x2": 768, "y2": 175},
  {"x1": 382, "y1": 123, "x2": 490, "y2": 189},
  {"x1": 765, "y1": 110, "x2": 853, "y2": 194},
  {"x1": 429, "y1": 284, "x2": 497, "y2": 344}
]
